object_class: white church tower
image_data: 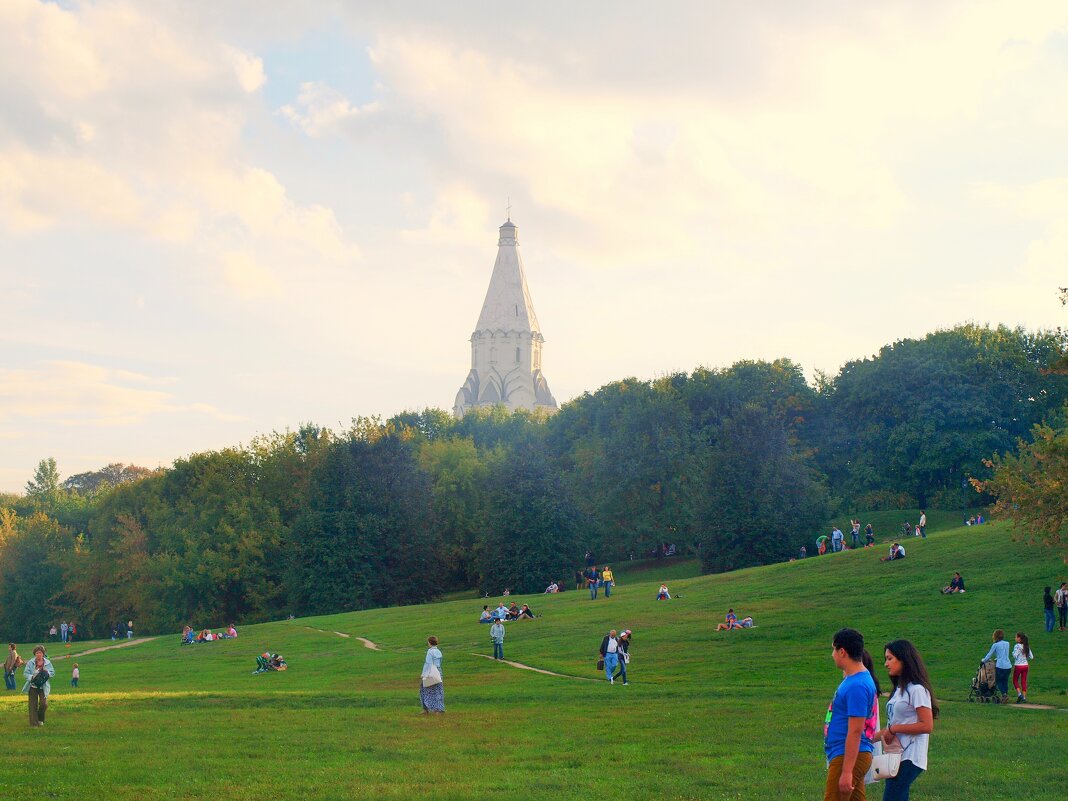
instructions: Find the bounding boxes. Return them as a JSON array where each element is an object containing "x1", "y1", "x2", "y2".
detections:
[{"x1": 453, "y1": 219, "x2": 558, "y2": 418}]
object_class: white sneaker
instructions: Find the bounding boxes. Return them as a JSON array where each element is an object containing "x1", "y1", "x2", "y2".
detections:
[{"x1": 609, "y1": 678, "x2": 614, "y2": 684}]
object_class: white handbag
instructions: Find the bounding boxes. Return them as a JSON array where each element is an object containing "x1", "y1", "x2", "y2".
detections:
[
  {"x1": 421, "y1": 663, "x2": 442, "y2": 688},
  {"x1": 870, "y1": 751, "x2": 901, "y2": 780}
]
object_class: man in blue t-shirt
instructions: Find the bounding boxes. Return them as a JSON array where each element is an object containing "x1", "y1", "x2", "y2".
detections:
[{"x1": 823, "y1": 628, "x2": 876, "y2": 801}]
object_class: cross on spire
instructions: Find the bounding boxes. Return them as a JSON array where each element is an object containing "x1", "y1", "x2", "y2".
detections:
[{"x1": 506, "y1": 197, "x2": 511, "y2": 221}]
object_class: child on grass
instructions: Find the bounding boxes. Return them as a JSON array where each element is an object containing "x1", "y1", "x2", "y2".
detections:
[{"x1": 70, "y1": 663, "x2": 79, "y2": 688}]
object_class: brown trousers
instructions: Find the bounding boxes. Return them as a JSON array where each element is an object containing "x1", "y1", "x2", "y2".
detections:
[
  {"x1": 824, "y1": 753, "x2": 872, "y2": 801},
  {"x1": 28, "y1": 687, "x2": 47, "y2": 726}
]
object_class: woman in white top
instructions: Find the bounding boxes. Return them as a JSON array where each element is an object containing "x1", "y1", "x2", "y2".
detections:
[
  {"x1": 873, "y1": 639, "x2": 938, "y2": 801},
  {"x1": 1011, "y1": 632, "x2": 1033, "y2": 704},
  {"x1": 420, "y1": 636, "x2": 445, "y2": 714}
]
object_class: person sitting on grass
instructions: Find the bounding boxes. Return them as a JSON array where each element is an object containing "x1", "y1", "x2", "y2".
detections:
[
  {"x1": 657, "y1": 584, "x2": 671, "y2": 601},
  {"x1": 716, "y1": 609, "x2": 740, "y2": 631},
  {"x1": 880, "y1": 542, "x2": 905, "y2": 562},
  {"x1": 516, "y1": 604, "x2": 536, "y2": 620},
  {"x1": 493, "y1": 603, "x2": 509, "y2": 621},
  {"x1": 506, "y1": 602, "x2": 520, "y2": 621},
  {"x1": 479, "y1": 605, "x2": 493, "y2": 623},
  {"x1": 941, "y1": 572, "x2": 966, "y2": 594},
  {"x1": 544, "y1": 581, "x2": 559, "y2": 593}
]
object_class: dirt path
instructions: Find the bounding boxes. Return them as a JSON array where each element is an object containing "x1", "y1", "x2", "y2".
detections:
[
  {"x1": 50, "y1": 637, "x2": 157, "y2": 660},
  {"x1": 469, "y1": 653, "x2": 598, "y2": 681},
  {"x1": 303, "y1": 627, "x2": 381, "y2": 650}
]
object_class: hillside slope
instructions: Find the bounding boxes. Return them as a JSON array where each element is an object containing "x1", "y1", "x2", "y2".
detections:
[{"x1": 1, "y1": 521, "x2": 1064, "y2": 800}]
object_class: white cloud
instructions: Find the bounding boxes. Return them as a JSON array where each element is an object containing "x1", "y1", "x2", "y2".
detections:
[
  {"x1": 0, "y1": 0, "x2": 360, "y2": 298},
  {"x1": 279, "y1": 81, "x2": 380, "y2": 137}
]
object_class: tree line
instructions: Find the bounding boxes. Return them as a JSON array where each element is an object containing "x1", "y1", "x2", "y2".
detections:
[{"x1": 1, "y1": 323, "x2": 1065, "y2": 639}]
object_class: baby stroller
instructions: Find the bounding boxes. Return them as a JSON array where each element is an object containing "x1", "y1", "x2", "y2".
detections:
[{"x1": 968, "y1": 660, "x2": 1002, "y2": 703}]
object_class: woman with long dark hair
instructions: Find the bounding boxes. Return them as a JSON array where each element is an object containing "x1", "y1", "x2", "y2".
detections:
[{"x1": 873, "y1": 640, "x2": 938, "y2": 801}]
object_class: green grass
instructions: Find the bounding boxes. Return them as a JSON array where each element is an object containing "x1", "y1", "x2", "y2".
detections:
[{"x1": 1, "y1": 520, "x2": 1065, "y2": 799}]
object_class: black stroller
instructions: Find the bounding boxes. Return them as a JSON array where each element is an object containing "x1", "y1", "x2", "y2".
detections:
[{"x1": 968, "y1": 660, "x2": 1003, "y2": 703}]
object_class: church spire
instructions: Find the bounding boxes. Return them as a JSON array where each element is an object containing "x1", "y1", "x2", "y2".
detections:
[{"x1": 454, "y1": 219, "x2": 558, "y2": 418}]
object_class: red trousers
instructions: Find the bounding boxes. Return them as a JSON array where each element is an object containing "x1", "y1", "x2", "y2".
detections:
[{"x1": 1012, "y1": 665, "x2": 1029, "y2": 694}]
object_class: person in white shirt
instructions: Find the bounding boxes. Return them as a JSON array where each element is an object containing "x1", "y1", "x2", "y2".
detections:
[
  {"x1": 1011, "y1": 632, "x2": 1033, "y2": 704},
  {"x1": 918, "y1": 511, "x2": 926, "y2": 538},
  {"x1": 873, "y1": 639, "x2": 938, "y2": 801},
  {"x1": 1056, "y1": 582, "x2": 1068, "y2": 631},
  {"x1": 598, "y1": 630, "x2": 620, "y2": 683}
]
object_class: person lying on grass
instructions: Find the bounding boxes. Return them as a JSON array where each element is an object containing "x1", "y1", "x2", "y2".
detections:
[{"x1": 941, "y1": 572, "x2": 966, "y2": 594}]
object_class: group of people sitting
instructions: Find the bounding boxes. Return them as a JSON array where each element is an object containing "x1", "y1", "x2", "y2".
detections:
[
  {"x1": 965, "y1": 514, "x2": 985, "y2": 526},
  {"x1": 941, "y1": 571, "x2": 966, "y2": 594},
  {"x1": 879, "y1": 542, "x2": 907, "y2": 562},
  {"x1": 544, "y1": 581, "x2": 561, "y2": 593},
  {"x1": 181, "y1": 624, "x2": 238, "y2": 644},
  {"x1": 715, "y1": 608, "x2": 754, "y2": 630},
  {"x1": 252, "y1": 652, "x2": 287, "y2": 673},
  {"x1": 479, "y1": 602, "x2": 536, "y2": 623}
]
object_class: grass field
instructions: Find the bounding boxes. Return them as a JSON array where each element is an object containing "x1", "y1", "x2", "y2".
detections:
[{"x1": 1, "y1": 518, "x2": 1065, "y2": 800}]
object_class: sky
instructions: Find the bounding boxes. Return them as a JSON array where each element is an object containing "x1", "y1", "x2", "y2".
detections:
[{"x1": 1, "y1": 0, "x2": 1067, "y2": 492}]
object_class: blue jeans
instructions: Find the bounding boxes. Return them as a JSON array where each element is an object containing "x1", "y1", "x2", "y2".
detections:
[
  {"x1": 603, "y1": 581, "x2": 611, "y2": 598},
  {"x1": 492, "y1": 641, "x2": 503, "y2": 660},
  {"x1": 613, "y1": 656, "x2": 628, "y2": 683},
  {"x1": 3, "y1": 671, "x2": 15, "y2": 690},
  {"x1": 995, "y1": 667, "x2": 1010, "y2": 695},
  {"x1": 603, "y1": 652, "x2": 618, "y2": 681},
  {"x1": 589, "y1": 583, "x2": 598, "y2": 600},
  {"x1": 882, "y1": 759, "x2": 923, "y2": 800},
  {"x1": 1046, "y1": 609, "x2": 1056, "y2": 632},
  {"x1": 71, "y1": 678, "x2": 78, "y2": 687}
]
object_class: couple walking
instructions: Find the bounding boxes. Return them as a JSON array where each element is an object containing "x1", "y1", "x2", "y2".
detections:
[{"x1": 598, "y1": 629, "x2": 631, "y2": 685}]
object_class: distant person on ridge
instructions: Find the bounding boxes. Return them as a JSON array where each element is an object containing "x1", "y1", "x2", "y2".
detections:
[
  {"x1": 831, "y1": 527, "x2": 844, "y2": 553},
  {"x1": 918, "y1": 510, "x2": 927, "y2": 538},
  {"x1": 864, "y1": 524, "x2": 874, "y2": 548}
]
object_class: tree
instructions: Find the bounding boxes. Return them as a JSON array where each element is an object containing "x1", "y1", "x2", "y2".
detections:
[
  {"x1": 974, "y1": 411, "x2": 1068, "y2": 560},
  {"x1": 476, "y1": 446, "x2": 582, "y2": 594},
  {"x1": 698, "y1": 405, "x2": 829, "y2": 573},
  {"x1": 25, "y1": 458, "x2": 60, "y2": 508}
]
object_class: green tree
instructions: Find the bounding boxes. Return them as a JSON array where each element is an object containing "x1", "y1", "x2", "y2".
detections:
[
  {"x1": 476, "y1": 446, "x2": 582, "y2": 594},
  {"x1": 25, "y1": 457, "x2": 60, "y2": 509}
]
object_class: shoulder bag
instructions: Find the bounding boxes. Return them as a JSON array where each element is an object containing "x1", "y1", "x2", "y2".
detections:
[{"x1": 421, "y1": 663, "x2": 442, "y2": 688}]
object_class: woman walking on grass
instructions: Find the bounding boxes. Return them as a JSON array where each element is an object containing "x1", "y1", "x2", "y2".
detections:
[
  {"x1": 873, "y1": 640, "x2": 938, "y2": 801},
  {"x1": 420, "y1": 636, "x2": 445, "y2": 714},
  {"x1": 1011, "y1": 632, "x2": 1033, "y2": 704},
  {"x1": 22, "y1": 646, "x2": 55, "y2": 727},
  {"x1": 981, "y1": 630, "x2": 1011, "y2": 700}
]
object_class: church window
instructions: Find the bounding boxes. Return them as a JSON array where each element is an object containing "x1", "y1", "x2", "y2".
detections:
[
  {"x1": 515, "y1": 347, "x2": 520, "y2": 363},
  {"x1": 515, "y1": 304, "x2": 518, "y2": 317}
]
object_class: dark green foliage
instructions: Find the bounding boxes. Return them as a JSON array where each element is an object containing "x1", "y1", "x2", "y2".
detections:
[
  {"x1": 815, "y1": 325, "x2": 1068, "y2": 508},
  {"x1": 698, "y1": 405, "x2": 829, "y2": 573},
  {"x1": 288, "y1": 430, "x2": 440, "y2": 615},
  {"x1": 476, "y1": 446, "x2": 582, "y2": 594}
]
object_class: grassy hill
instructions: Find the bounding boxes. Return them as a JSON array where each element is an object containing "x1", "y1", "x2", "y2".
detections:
[{"x1": 1, "y1": 520, "x2": 1065, "y2": 800}]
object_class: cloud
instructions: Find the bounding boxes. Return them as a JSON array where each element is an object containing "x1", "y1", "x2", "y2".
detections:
[
  {"x1": 0, "y1": 0, "x2": 360, "y2": 297},
  {"x1": 0, "y1": 361, "x2": 243, "y2": 428},
  {"x1": 279, "y1": 81, "x2": 380, "y2": 136}
]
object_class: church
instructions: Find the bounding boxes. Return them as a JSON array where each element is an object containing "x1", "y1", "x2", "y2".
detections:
[{"x1": 453, "y1": 219, "x2": 558, "y2": 418}]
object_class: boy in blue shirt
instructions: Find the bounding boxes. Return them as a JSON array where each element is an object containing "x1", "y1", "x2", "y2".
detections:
[{"x1": 823, "y1": 628, "x2": 876, "y2": 801}]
